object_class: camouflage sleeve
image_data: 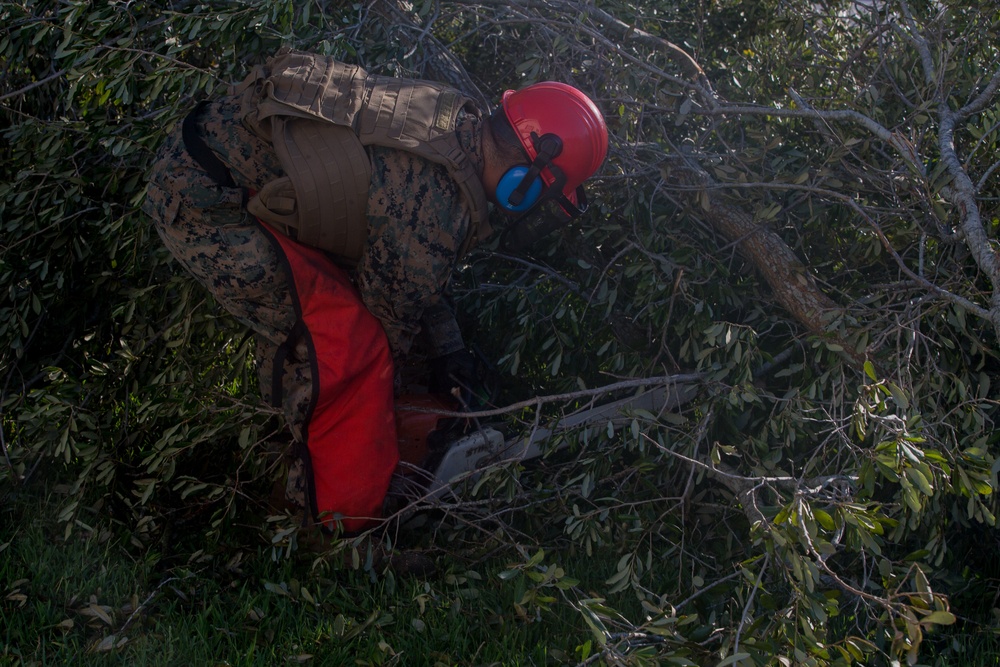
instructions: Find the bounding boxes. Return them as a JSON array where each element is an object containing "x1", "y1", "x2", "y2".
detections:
[
  {"x1": 141, "y1": 100, "x2": 294, "y2": 348},
  {"x1": 358, "y1": 145, "x2": 470, "y2": 362}
]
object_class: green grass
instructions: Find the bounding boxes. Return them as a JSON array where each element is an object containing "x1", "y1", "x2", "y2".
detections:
[
  {"x1": 0, "y1": 487, "x2": 606, "y2": 666},
  {"x1": 7, "y1": 483, "x2": 1000, "y2": 667}
]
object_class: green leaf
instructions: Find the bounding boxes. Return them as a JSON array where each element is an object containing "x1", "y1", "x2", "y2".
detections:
[
  {"x1": 906, "y1": 468, "x2": 934, "y2": 496},
  {"x1": 814, "y1": 509, "x2": 836, "y2": 531},
  {"x1": 902, "y1": 484, "x2": 923, "y2": 512},
  {"x1": 920, "y1": 611, "x2": 956, "y2": 626},
  {"x1": 887, "y1": 383, "x2": 909, "y2": 409},
  {"x1": 577, "y1": 606, "x2": 609, "y2": 646}
]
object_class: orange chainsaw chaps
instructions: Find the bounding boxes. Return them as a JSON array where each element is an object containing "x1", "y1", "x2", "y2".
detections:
[
  {"x1": 257, "y1": 220, "x2": 398, "y2": 534},
  {"x1": 394, "y1": 393, "x2": 460, "y2": 468}
]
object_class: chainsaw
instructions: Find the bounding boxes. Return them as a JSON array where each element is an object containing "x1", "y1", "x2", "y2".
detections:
[{"x1": 393, "y1": 376, "x2": 700, "y2": 501}]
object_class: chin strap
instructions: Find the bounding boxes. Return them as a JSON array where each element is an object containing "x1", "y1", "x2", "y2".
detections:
[
  {"x1": 500, "y1": 128, "x2": 596, "y2": 251},
  {"x1": 499, "y1": 183, "x2": 589, "y2": 253},
  {"x1": 507, "y1": 132, "x2": 563, "y2": 207}
]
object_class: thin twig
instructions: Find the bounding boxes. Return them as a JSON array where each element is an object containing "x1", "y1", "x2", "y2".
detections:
[
  {"x1": 397, "y1": 373, "x2": 703, "y2": 420},
  {"x1": 734, "y1": 552, "x2": 770, "y2": 655},
  {"x1": 0, "y1": 422, "x2": 14, "y2": 484},
  {"x1": 0, "y1": 69, "x2": 67, "y2": 103},
  {"x1": 674, "y1": 570, "x2": 742, "y2": 611}
]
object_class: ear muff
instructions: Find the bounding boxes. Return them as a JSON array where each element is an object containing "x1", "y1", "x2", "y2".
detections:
[{"x1": 496, "y1": 165, "x2": 544, "y2": 212}]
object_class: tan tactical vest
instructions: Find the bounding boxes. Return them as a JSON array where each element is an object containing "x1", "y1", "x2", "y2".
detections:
[{"x1": 232, "y1": 49, "x2": 491, "y2": 264}]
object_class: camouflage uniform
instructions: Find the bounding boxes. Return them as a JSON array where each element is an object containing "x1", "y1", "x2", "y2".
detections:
[{"x1": 143, "y1": 95, "x2": 485, "y2": 505}]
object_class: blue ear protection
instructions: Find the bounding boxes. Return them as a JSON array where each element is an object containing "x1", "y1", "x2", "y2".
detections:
[{"x1": 496, "y1": 165, "x2": 544, "y2": 212}]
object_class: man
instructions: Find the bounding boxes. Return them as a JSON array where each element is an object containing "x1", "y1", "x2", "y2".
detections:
[{"x1": 143, "y1": 48, "x2": 608, "y2": 532}]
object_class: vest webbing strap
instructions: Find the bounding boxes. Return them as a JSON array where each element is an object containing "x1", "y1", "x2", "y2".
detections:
[
  {"x1": 181, "y1": 102, "x2": 254, "y2": 217},
  {"x1": 182, "y1": 102, "x2": 236, "y2": 189},
  {"x1": 234, "y1": 50, "x2": 492, "y2": 257}
]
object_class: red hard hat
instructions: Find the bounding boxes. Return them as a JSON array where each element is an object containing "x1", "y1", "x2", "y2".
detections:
[{"x1": 501, "y1": 82, "x2": 608, "y2": 209}]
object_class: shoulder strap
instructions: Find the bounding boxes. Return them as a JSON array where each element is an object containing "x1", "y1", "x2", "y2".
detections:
[
  {"x1": 182, "y1": 101, "x2": 236, "y2": 189},
  {"x1": 234, "y1": 50, "x2": 492, "y2": 255}
]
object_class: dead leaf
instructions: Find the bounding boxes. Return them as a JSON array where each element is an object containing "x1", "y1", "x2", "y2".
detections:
[
  {"x1": 92, "y1": 634, "x2": 128, "y2": 652},
  {"x1": 6, "y1": 593, "x2": 27, "y2": 607},
  {"x1": 80, "y1": 603, "x2": 114, "y2": 626}
]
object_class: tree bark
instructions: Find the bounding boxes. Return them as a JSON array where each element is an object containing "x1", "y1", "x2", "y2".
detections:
[
  {"x1": 671, "y1": 164, "x2": 865, "y2": 367},
  {"x1": 706, "y1": 202, "x2": 842, "y2": 335}
]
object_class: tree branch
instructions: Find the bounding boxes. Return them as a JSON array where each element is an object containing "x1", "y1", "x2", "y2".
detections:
[
  {"x1": 697, "y1": 179, "x2": 993, "y2": 322},
  {"x1": 937, "y1": 106, "x2": 1000, "y2": 332},
  {"x1": 957, "y1": 64, "x2": 1000, "y2": 119},
  {"x1": 696, "y1": 102, "x2": 924, "y2": 175},
  {"x1": 398, "y1": 373, "x2": 703, "y2": 420},
  {"x1": 895, "y1": 1, "x2": 936, "y2": 86},
  {"x1": 0, "y1": 69, "x2": 67, "y2": 103}
]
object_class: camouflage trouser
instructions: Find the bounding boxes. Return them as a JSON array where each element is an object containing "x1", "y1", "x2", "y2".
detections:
[{"x1": 143, "y1": 97, "x2": 310, "y2": 507}]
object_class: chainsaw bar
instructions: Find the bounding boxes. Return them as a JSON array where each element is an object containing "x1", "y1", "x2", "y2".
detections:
[{"x1": 425, "y1": 380, "x2": 700, "y2": 499}]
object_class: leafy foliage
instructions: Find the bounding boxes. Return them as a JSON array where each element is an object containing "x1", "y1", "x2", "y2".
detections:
[
  {"x1": 449, "y1": 0, "x2": 1000, "y2": 663},
  {"x1": 3, "y1": 0, "x2": 1000, "y2": 665}
]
